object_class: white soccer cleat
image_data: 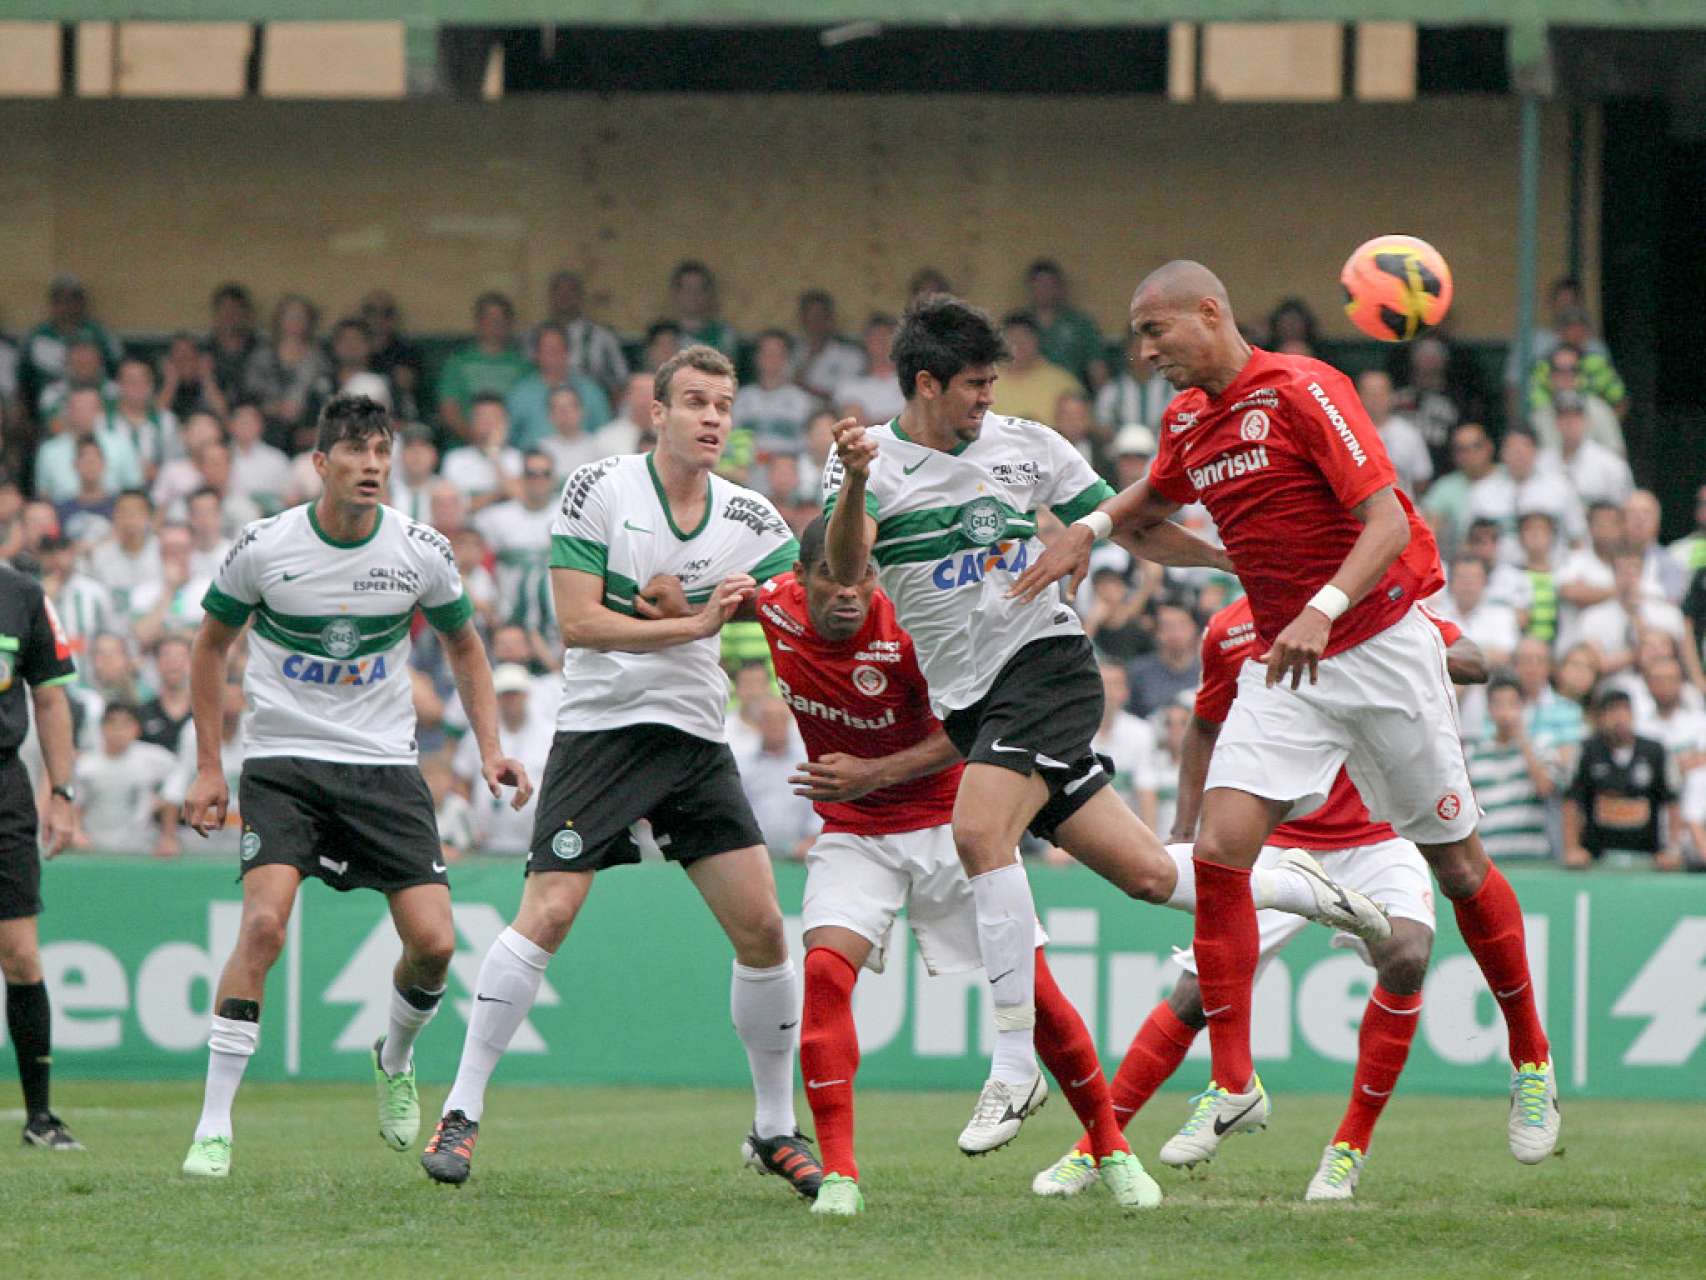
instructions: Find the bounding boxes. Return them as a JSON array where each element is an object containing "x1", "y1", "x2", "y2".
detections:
[
  {"x1": 1157, "y1": 1077, "x2": 1270, "y2": 1169},
  {"x1": 1508, "y1": 1060, "x2": 1562, "y2": 1164},
  {"x1": 1305, "y1": 1141, "x2": 1365, "y2": 1201},
  {"x1": 1277, "y1": 848, "x2": 1391, "y2": 944},
  {"x1": 958, "y1": 1072, "x2": 1048, "y2": 1156},
  {"x1": 1032, "y1": 1148, "x2": 1099, "y2": 1197}
]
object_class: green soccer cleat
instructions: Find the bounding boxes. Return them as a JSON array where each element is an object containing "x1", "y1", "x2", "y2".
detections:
[
  {"x1": 1305, "y1": 1141, "x2": 1365, "y2": 1201},
  {"x1": 372, "y1": 1036, "x2": 421, "y2": 1151},
  {"x1": 182, "y1": 1135, "x2": 232, "y2": 1178},
  {"x1": 1097, "y1": 1149, "x2": 1163, "y2": 1210},
  {"x1": 1032, "y1": 1149, "x2": 1099, "y2": 1198},
  {"x1": 810, "y1": 1172, "x2": 865, "y2": 1217}
]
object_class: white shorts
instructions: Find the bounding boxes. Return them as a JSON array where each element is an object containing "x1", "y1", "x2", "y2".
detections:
[
  {"x1": 1175, "y1": 837, "x2": 1436, "y2": 976},
  {"x1": 1205, "y1": 605, "x2": 1478, "y2": 845},
  {"x1": 800, "y1": 825, "x2": 1046, "y2": 976}
]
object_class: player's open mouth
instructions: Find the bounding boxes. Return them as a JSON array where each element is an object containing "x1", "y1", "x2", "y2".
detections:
[
  {"x1": 355, "y1": 480, "x2": 380, "y2": 496},
  {"x1": 696, "y1": 432, "x2": 721, "y2": 449}
]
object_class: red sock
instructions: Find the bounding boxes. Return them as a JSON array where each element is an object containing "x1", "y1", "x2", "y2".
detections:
[
  {"x1": 1451, "y1": 864, "x2": 1551, "y2": 1068},
  {"x1": 800, "y1": 947, "x2": 860, "y2": 1180},
  {"x1": 1191, "y1": 858, "x2": 1259, "y2": 1093},
  {"x1": 1332, "y1": 985, "x2": 1422, "y2": 1153},
  {"x1": 1033, "y1": 949, "x2": 1129, "y2": 1159},
  {"x1": 1074, "y1": 1002, "x2": 1198, "y2": 1157}
]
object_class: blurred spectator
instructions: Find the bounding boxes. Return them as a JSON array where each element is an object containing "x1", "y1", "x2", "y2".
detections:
[
  {"x1": 73, "y1": 703, "x2": 176, "y2": 852},
  {"x1": 1458, "y1": 517, "x2": 1528, "y2": 616},
  {"x1": 437, "y1": 293, "x2": 531, "y2": 442},
  {"x1": 1438, "y1": 552, "x2": 1519, "y2": 666},
  {"x1": 1529, "y1": 345, "x2": 1626, "y2": 457},
  {"x1": 19, "y1": 275, "x2": 122, "y2": 409},
  {"x1": 245, "y1": 295, "x2": 327, "y2": 447},
  {"x1": 130, "y1": 522, "x2": 205, "y2": 646},
  {"x1": 610, "y1": 371, "x2": 660, "y2": 446},
  {"x1": 1668, "y1": 482, "x2": 1706, "y2": 581},
  {"x1": 474, "y1": 450, "x2": 558, "y2": 628},
  {"x1": 1553, "y1": 391, "x2": 1633, "y2": 509},
  {"x1": 158, "y1": 680, "x2": 248, "y2": 857},
  {"x1": 152, "y1": 410, "x2": 223, "y2": 517},
  {"x1": 305, "y1": 316, "x2": 380, "y2": 428},
  {"x1": 430, "y1": 481, "x2": 469, "y2": 540},
  {"x1": 1555, "y1": 501, "x2": 1623, "y2": 646},
  {"x1": 1052, "y1": 392, "x2": 1110, "y2": 479},
  {"x1": 1391, "y1": 336, "x2": 1469, "y2": 477},
  {"x1": 1502, "y1": 276, "x2": 1606, "y2": 394},
  {"x1": 1528, "y1": 316, "x2": 1628, "y2": 421},
  {"x1": 1468, "y1": 426, "x2": 1582, "y2": 554},
  {"x1": 1109, "y1": 424, "x2": 1156, "y2": 492},
  {"x1": 227, "y1": 399, "x2": 292, "y2": 515},
  {"x1": 642, "y1": 321, "x2": 683, "y2": 372},
  {"x1": 832, "y1": 313, "x2": 905, "y2": 423},
  {"x1": 1154, "y1": 701, "x2": 1190, "y2": 839},
  {"x1": 1513, "y1": 511, "x2": 1563, "y2": 644},
  {"x1": 1419, "y1": 421, "x2": 1497, "y2": 560},
  {"x1": 907, "y1": 266, "x2": 951, "y2": 304},
  {"x1": 669, "y1": 261, "x2": 738, "y2": 358},
  {"x1": 441, "y1": 394, "x2": 522, "y2": 510},
  {"x1": 1626, "y1": 490, "x2": 1686, "y2": 604},
  {"x1": 359, "y1": 290, "x2": 423, "y2": 421},
  {"x1": 506, "y1": 323, "x2": 613, "y2": 451},
  {"x1": 736, "y1": 694, "x2": 818, "y2": 860},
  {"x1": 1515, "y1": 635, "x2": 1587, "y2": 759},
  {"x1": 449, "y1": 524, "x2": 496, "y2": 627},
  {"x1": 34, "y1": 385, "x2": 143, "y2": 504},
  {"x1": 453, "y1": 663, "x2": 551, "y2": 854},
  {"x1": 106, "y1": 355, "x2": 174, "y2": 479},
  {"x1": 87, "y1": 489, "x2": 160, "y2": 617},
  {"x1": 1096, "y1": 332, "x2": 1173, "y2": 435},
  {"x1": 1577, "y1": 550, "x2": 1686, "y2": 676},
  {"x1": 542, "y1": 384, "x2": 637, "y2": 477},
  {"x1": 725, "y1": 661, "x2": 773, "y2": 758},
  {"x1": 546, "y1": 270, "x2": 629, "y2": 400},
  {"x1": 185, "y1": 487, "x2": 233, "y2": 578},
  {"x1": 1636, "y1": 656, "x2": 1706, "y2": 860},
  {"x1": 1125, "y1": 603, "x2": 1200, "y2": 718},
  {"x1": 189, "y1": 439, "x2": 261, "y2": 532},
  {"x1": 388, "y1": 426, "x2": 440, "y2": 523},
  {"x1": 1358, "y1": 368, "x2": 1431, "y2": 496},
  {"x1": 992, "y1": 313, "x2": 1080, "y2": 425},
  {"x1": 87, "y1": 631, "x2": 146, "y2": 707},
  {"x1": 1092, "y1": 662, "x2": 1159, "y2": 828},
  {"x1": 1084, "y1": 565, "x2": 1155, "y2": 664},
  {"x1": 1024, "y1": 260, "x2": 1107, "y2": 389},
  {"x1": 158, "y1": 331, "x2": 225, "y2": 422},
  {"x1": 1564, "y1": 688, "x2": 1682, "y2": 869},
  {"x1": 791, "y1": 290, "x2": 862, "y2": 403},
  {"x1": 424, "y1": 755, "x2": 475, "y2": 863},
  {"x1": 137, "y1": 633, "x2": 193, "y2": 752},
  {"x1": 53, "y1": 438, "x2": 117, "y2": 547},
  {"x1": 800, "y1": 409, "x2": 836, "y2": 493},
  {"x1": 1264, "y1": 296, "x2": 1320, "y2": 354},
  {"x1": 206, "y1": 283, "x2": 259, "y2": 407},
  {"x1": 736, "y1": 330, "x2": 818, "y2": 459},
  {"x1": 1467, "y1": 673, "x2": 1561, "y2": 862},
  {"x1": 38, "y1": 534, "x2": 115, "y2": 667},
  {"x1": 36, "y1": 338, "x2": 118, "y2": 422}
]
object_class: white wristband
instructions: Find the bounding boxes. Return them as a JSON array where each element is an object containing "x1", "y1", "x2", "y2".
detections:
[
  {"x1": 1307, "y1": 584, "x2": 1351, "y2": 621},
  {"x1": 1073, "y1": 510, "x2": 1113, "y2": 542}
]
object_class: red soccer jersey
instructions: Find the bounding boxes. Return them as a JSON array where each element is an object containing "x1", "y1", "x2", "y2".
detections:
[
  {"x1": 1148, "y1": 348, "x2": 1445, "y2": 659},
  {"x1": 1193, "y1": 596, "x2": 1464, "y2": 850},
  {"x1": 756, "y1": 574, "x2": 961, "y2": 835}
]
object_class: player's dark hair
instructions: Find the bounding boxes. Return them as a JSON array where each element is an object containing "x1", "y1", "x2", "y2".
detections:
[
  {"x1": 892, "y1": 295, "x2": 1009, "y2": 401},
  {"x1": 797, "y1": 515, "x2": 829, "y2": 570},
  {"x1": 314, "y1": 393, "x2": 392, "y2": 454}
]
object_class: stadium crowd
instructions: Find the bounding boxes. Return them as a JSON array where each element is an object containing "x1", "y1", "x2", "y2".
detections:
[{"x1": 1, "y1": 265, "x2": 1702, "y2": 871}]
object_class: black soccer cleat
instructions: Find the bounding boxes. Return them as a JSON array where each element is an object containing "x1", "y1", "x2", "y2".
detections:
[
  {"x1": 741, "y1": 1129, "x2": 824, "y2": 1200},
  {"x1": 421, "y1": 1109, "x2": 478, "y2": 1185},
  {"x1": 22, "y1": 1112, "x2": 85, "y2": 1151}
]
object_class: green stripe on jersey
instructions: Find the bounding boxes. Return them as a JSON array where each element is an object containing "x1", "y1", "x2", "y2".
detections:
[
  {"x1": 1051, "y1": 479, "x2": 1116, "y2": 526},
  {"x1": 822, "y1": 488, "x2": 880, "y2": 522},
  {"x1": 871, "y1": 498, "x2": 1037, "y2": 567},
  {"x1": 201, "y1": 584, "x2": 254, "y2": 627},
  {"x1": 422, "y1": 593, "x2": 474, "y2": 633},
  {"x1": 252, "y1": 602, "x2": 413, "y2": 659},
  {"x1": 602, "y1": 570, "x2": 641, "y2": 616},
  {"x1": 550, "y1": 535, "x2": 607, "y2": 576},
  {"x1": 751, "y1": 538, "x2": 801, "y2": 584}
]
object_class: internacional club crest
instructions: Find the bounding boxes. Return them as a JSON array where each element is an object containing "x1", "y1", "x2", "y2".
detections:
[{"x1": 851, "y1": 664, "x2": 888, "y2": 696}]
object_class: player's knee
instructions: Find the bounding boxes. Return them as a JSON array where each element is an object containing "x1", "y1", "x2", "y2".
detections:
[
  {"x1": 730, "y1": 909, "x2": 788, "y2": 967},
  {"x1": 0, "y1": 945, "x2": 42, "y2": 986},
  {"x1": 238, "y1": 908, "x2": 290, "y2": 962},
  {"x1": 1167, "y1": 978, "x2": 1207, "y2": 1029},
  {"x1": 1422, "y1": 839, "x2": 1487, "y2": 900},
  {"x1": 952, "y1": 817, "x2": 1014, "y2": 876},
  {"x1": 405, "y1": 929, "x2": 456, "y2": 978},
  {"x1": 1376, "y1": 930, "x2": 1433, "y2": 995}
]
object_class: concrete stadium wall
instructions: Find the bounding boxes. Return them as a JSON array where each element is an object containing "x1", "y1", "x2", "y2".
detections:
[{"x1": 0, "y1": 95, "x2": 1595, "y2": 341}]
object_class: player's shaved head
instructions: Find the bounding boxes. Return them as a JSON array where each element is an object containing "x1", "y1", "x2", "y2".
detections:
[
  {"x1": 1128, "y1": 259, "x2": 1250, "y2": 397},
  {"x1": 1131, "y1": 260, "x2": 1231, "y2": 314}
]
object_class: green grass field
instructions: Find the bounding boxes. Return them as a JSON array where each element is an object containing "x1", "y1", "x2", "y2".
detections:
[{"x1": 3, "y1": 1082, "x2": 1702, "y2": 1278}]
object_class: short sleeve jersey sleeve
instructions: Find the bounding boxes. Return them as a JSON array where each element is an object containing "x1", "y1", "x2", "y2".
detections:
[
  {"x1": 1038, "y1": 426, "x2": 1117, "y2": 524},
  {"x1": 1285, "y1": 367, "x2": 1398, "y2": 512},
  {"x1": 820, "y1": 448, "x2": 879, "y2": 522},
  {"x1": 202, "y1": 520, "x2": 269, "y2": 627},
  {"x1": 1192, "y1": 613, "x2": 1244, "y2": 724},
  {"x1": 720, "y1": 486, "x2": 799, "y2": 584},
  {"x1": 19, "y1": 583, "x2": 76, "y2": 688},
  {"x1": 1145, "y1": 411, "x2": 1199, "y2": 509},
  {"x1": 409, "y1": 520, "x2": 474, "y2": 632},
  {"x1": 548, "y1": 458, "x2": 621, "y2": 579}
]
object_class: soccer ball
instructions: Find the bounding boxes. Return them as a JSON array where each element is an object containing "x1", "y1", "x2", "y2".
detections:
[{"x1": 1340, "y1": 235, "x2": 1453, "y2": 342}]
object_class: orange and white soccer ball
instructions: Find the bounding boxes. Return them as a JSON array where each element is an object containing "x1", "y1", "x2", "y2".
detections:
[{"x1": 1340, "y1": 234, "x2": 1453, "y2": 342}]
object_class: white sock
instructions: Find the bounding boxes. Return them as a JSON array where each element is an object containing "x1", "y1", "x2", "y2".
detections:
[
  {"x1": 731, "y1": 959, "x2": 799, "y2": 1139},
  {"x1": 194, "y1": 1015, "x2": 259, "y2": 1142},
  {"x1": 442, "y1": 927, "x2": 550, "y2": 1123},
  {"x1": 1252, "y1": 860, "x2": 1322, "y2": 915},
  {"x1": 969, "y1": 863, "x2": 1037, "y2": 1084},
  {"x1": 1161, "y1": 843, "x2": 1197, "y2": 912},
  {"x1": 380, "y1": 983, "x2": 444, "y2": 1075}
]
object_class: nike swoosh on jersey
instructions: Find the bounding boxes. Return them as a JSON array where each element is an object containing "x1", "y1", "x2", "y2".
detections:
[
  {"x1": 775, "y1": 640, "x2": 794, "y2": 651},
  {"x1": 903, "y1": 457, "x2": 929, "y2": 475},
  {"x1": 623, "y1": 519, "x2": 653, "y2": 533},
  {"x1": 281, "y1": 571, "x2": 304, "y2": 581}
]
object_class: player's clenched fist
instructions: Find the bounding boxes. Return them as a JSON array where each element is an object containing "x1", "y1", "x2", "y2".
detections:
[
  {"x1": 183, "y1": 767, "x2": 230, "y2": 837},
  {"x1": 831, "y1": 417, "x2": 879, "y2": 480},
  {"x1": 1262, "y1": 607, "x2": 1331, "y2": 689},
  {"x1": 697, "y1": 574, "x2": 758, "y2": 634}
]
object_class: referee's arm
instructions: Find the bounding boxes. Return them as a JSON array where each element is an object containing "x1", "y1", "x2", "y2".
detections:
[{"x1": 30, "y1": 684, "x2": 75, "y2": 858}]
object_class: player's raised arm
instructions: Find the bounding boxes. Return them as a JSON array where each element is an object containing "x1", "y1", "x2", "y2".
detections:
[
  {"x1": 438, "y1": 619, "x2": 533, "y2": 810},
  {"x1": 824, "y1": 417, "x2": 878, "y2": 586}
]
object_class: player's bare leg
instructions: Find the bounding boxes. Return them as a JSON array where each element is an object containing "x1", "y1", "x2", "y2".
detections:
[
  {"x1": 688, "y1": 845, "x2": 821, "y2": 1198},
  {"x1": 1418, "y1": 830, "x2": 1559, "y2": 1162},
  {"x1": 951, "y1": 763, "x2": 1052, "y2": 1153},
  {"x1": 372, "y1": 884, "x2": 455, "y2": 1152},
  {"x1": 184, "y1": 864, "x2": 301, "y2": 1177},
  {"x1": 1309, "y1": 919, "x2": 1431, "y2": 1201},
  {"x1": 800, "y1": 925, "x2": 870, "y2": 1216},
  {"x1": 424, "y1": 870, "x2": 593, "y2": 1185}
]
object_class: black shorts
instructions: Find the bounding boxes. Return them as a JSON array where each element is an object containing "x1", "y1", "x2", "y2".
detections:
[
  {"x1": 942, "y1": 634, "x2": 1111, "y2": 843},
  {"x1": 527, "y1": 724, "x2": 765, "y2": 874},
  {"x1": 238, "y1": 756, "x2": 448, "y2": 895},
  {"x1": 0, "y1": 755, "x2": 42, "y2": 921}
]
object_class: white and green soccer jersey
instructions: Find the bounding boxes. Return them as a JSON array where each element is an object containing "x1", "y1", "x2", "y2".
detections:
[
  {"x1": 822, "y1": 412, "x2": 1114, "y2": 714},
  {"x1": 549, "y1": 452, "x2": 799, "y2": 742},
  {"x1": 201, "y1": 504, "x2": 472, "y2": 765},
  {"x1": 474, "y1": 498, "x2": 556, "y2": 627}
]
